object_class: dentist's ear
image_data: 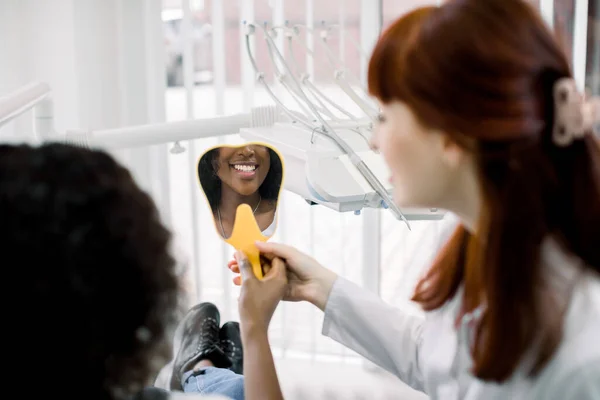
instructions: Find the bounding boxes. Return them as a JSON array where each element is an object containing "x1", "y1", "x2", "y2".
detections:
[
  {"x1": 370, "y1": 116, "x2": 382, "y2": 152},
  {"x1": 439, "y1": 133, "x2": 467, "y2": 169}
]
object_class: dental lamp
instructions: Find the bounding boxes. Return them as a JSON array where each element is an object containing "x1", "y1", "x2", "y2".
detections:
[{"x1": 0, "y1": 23, "x2": 446, "y2": 227}]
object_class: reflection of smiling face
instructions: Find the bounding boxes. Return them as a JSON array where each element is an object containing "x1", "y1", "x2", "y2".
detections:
[{"x1": 215, "y1": 145, "x2": 271, "y2": 196}]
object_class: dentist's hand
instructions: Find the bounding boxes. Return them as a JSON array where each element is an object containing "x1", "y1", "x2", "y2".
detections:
[
  {"x1": 229, "y1": 242, "x2": 338, "y2": 311},
  {"x1": 235, "y1": 250, "x2": 287, "y2": 334}
]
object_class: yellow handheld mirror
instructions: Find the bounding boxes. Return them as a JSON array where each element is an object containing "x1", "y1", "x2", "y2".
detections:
[{"x1": 197, "y1": 142, "x2": 285, "y2": 279}]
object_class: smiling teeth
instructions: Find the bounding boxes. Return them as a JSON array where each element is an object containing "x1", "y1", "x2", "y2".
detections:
[{"x1": 234, "y1": 165, "x2": 256, "y2": 172}]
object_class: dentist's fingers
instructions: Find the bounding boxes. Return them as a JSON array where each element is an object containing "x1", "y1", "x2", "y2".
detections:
[
  {"x1": 264, "y1": 257, "x2": 286, "y2": 282},
  {"x1": 229, "y1": 256, "x2": 271, "y2": 275},
  {"x1": 228, "y1": 260, "x2": 240, "y2": 274},
  {"x1": 255, "y1": 241, "x2": 300, "y2": 260},
  {"x1": 261, "y1": 256, "x2": 272, "y2": 276},
  {"x1": 230, "y1": 260, "x2": 273, "y2": 286}
]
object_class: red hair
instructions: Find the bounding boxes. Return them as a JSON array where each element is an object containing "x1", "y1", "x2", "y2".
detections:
[{"x1": 369, "y1": 0, "x2": 600, "y2": 382}]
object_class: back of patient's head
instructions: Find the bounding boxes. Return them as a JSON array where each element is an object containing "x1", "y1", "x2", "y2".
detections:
[{"x1": 0, "y1": 143, "x2": 180, "y2": 400}]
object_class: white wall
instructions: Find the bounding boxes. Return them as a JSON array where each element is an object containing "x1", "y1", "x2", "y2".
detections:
[
  {"x1": 0, "y1": 0, "x2": 80, "y2": 138},
  {"x1": 0, "y1": 0, "x2": 171, "y2": 223}
]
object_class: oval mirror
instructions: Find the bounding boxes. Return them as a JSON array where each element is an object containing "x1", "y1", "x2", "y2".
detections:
[{"x1": 197, "y1": 142, "x2": 284, "y2": 278}]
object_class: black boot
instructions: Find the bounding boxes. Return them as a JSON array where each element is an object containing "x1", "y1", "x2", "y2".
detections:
[
  {"x1": 219, "y1": 321, "x2": 243, "y2": 375},
  {"x1": 169, "y1": 302, "x2": 231, "y2": 390}
]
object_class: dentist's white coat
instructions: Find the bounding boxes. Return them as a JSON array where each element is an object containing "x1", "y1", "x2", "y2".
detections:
[{"x1": 322, "y1": 239, "x2": 600, "y2": 399}]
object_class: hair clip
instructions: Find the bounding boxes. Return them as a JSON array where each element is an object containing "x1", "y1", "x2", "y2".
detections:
[{"x1": 553, "y1": 78, "x2": 600, "y2": 147}]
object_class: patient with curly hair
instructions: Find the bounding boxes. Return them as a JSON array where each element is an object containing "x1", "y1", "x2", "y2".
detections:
[{"x1": 0, "y1": 143, "x2": 242, "y2": 400}]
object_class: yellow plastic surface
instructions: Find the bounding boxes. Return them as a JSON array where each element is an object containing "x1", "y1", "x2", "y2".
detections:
[{"x1": 225, "y1": 203, "x2": 268, "y2": 279}]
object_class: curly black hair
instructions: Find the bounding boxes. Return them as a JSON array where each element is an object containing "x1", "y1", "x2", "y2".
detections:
[
  {"x1": 0, "y1": 143, "x2": 181, "y2": 400},
  {"x1": 197, "y1": 147, "x2": 283, "y2": 212}
]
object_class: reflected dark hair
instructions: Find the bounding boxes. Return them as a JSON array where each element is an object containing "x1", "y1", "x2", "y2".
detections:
[
  {"x1": 197, "y1": 147, "x2": 283, "y2": 212},
  {"x1": 0, "y1": 143, "x2": 180, "y2": 400},
  {"x1": 369, "y1": 0, "x2": 600, "y2": 382}
]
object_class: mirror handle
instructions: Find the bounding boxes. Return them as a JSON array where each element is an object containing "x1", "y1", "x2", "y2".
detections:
[
  {"x1": 226, "y1": 204, "x2": 267, "y2": 281},
  {"x1": 244, "y1": 245, "x2": 264, "y2": 280}
]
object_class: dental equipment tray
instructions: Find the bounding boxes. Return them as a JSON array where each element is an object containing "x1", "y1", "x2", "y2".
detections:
[{"x1": 240, "y1": 123, "x2": 444, "y2": 221}]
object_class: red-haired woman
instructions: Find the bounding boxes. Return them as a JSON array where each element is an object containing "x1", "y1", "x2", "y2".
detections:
[{"x1": 230, "y1": 0, "x2": 600, "y2": 399}]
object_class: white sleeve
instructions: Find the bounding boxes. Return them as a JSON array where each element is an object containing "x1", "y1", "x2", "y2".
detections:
[
  {"x1": 543, "y1": 360, "x2": 600, "y2": 400},
  {"x1": 322, "y1": 277, "x2": 426, "y2": 392}
]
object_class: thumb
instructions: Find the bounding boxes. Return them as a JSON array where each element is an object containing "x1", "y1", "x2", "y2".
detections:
[
  {"x1": 263, "y1": 257, "x2": 286, "y2": 281},
  {"x1": 255, "y1": 241, "x2": 298, "y2": 261},
  {"x1": 235, "y1": 250, "x2": 257, "y2": 282}
]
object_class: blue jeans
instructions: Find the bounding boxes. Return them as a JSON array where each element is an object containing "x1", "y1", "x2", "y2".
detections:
[{"x1": 182, "y1": 368, "x2": 244, "y2": 400}]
